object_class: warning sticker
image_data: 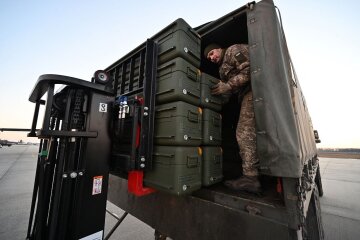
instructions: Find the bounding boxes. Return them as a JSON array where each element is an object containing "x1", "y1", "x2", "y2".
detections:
[{"x1": 92, "y1": 176, "x2": 103, "y2": 195}]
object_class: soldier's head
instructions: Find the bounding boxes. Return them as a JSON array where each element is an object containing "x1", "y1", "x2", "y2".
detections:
[{"x1": 204, "y1": 43, "x2": 222, "y2": 64}]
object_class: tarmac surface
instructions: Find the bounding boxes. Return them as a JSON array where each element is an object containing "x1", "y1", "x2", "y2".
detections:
[{"x1": 0, "y1": 145, "x2": 359, "y2": 240}]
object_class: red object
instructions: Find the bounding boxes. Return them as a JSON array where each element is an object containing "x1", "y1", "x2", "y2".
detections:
[
  {"x1": 276, "y1": 177, "x2": 283, "y2": 193},
  {"x1": 136, "y1": 96, "x2": 144, "y2": 105},
  {"x1": 128, "y1": 171, "x2": 156, "y2": 196},
  {"x1": 127, "y1": 96, "x2": 154, "y2": 196}
]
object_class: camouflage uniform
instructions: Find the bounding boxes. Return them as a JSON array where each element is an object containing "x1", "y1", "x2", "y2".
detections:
[{"x1": 219, "y1": 44, "x2": 259, "y2": 177}]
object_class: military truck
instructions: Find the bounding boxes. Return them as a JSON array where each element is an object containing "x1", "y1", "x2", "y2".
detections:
[{"x1": 25, "y1": 0, "x2": 323, "y2": 239}]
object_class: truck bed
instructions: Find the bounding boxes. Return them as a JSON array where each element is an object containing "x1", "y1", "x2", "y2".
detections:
[{"x1": 108, "y1": 174, "x2": 291, "y2": 240}]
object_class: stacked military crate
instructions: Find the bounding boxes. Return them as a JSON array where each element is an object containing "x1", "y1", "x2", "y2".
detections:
[
  {"x1": 108, "y1": 19, "x2": 223, "y2": 195},
  {"x1": 199, "y1": 73, "x2": 224, "y2": 187}
]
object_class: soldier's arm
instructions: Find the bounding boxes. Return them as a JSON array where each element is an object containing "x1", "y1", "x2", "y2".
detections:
[
  {"x1": 227, "y1": 69, "x2": 250, "y2": 92},
  {"x1": 226, "y1": 44, "x2": 250, "y2": 92}
]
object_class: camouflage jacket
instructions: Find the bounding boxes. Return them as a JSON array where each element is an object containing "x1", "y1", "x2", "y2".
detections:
[{"x1": 219, "y1": 44, "x2": 250, "y2": 93}]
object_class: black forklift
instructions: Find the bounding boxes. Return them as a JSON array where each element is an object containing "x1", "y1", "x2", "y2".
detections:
[{"x1": 25, "y1": 0, "x2": 324, "y2": 239}]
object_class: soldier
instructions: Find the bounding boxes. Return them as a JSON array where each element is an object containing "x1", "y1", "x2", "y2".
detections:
[{"x1": 204, "y1": 43, "x2": 261, "y2": 194}]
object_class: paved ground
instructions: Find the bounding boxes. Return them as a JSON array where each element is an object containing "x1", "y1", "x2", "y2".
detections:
[
  {"x1": 0, "y1": 145, "x2": 154, "y2": 240},
  {"x1": 319, "y1": 158, "x2": 360, "y2": 240},
  {"x1": 0, "y1": 145, "x2": 359, "y2": 240}
]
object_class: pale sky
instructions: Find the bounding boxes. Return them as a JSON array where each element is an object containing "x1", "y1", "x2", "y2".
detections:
[{"x1": 0, "y1": 0, "x2": 359, "y2": 148}]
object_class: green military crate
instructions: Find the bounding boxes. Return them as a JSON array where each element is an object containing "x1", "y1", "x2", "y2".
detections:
[
  {"x1": 202, "y1": 147, "x2": 223, "y2": 186},
  {"x1": 106, "y1": 18, "x2": 200, "y2": 96},
  {"x1": 144, "y1": 146, "x2": 202, "y2": 195},
  {"x1": 157, "y1": 57, "x2": 201, "y2": 105},
  {"x1": 155, "y1": 18, "x2": 201, "y2": 67},
  {"x1": 202, "y1": 108, "x2": 222, "y2": 146},
  {"x1": 155, "y1": 101, "x2": 202, "y2": 146},
  {"x1": 200, "y1": 73, "x2": 222, "y2": 112}
]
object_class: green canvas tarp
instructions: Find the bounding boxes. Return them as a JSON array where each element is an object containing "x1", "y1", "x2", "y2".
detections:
[{"x1": 247, "y1": 0, "x2": 317, "y2": 177}]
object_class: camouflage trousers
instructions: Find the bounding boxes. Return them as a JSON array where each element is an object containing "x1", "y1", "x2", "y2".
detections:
[{"x1": 236, "y1": 91, "x2": 259, "y2": 176}]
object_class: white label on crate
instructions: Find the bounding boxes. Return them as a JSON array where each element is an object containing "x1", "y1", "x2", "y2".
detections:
[
  {"x1": 92, "y1": 176, "x2": 103, "y2": 195},
  {"x1": 99, "y1": 103, "x2": 107, "y2": 112},
  {"x1": 79, "y1": 230, "x2": 103, "y2": 240}
]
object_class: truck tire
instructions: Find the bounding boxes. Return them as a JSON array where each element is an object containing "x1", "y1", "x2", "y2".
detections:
[
  {"x1": 304, "y1": 186, "x2": 324, "y2": 240},
  {"x1": 315, "y1": 165, "x2": 324, "y2": 197}
]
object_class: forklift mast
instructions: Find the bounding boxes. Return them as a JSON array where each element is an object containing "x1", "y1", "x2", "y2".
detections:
[{"x1": 26, "y1": 40, "x2": 158, "y2": 240}]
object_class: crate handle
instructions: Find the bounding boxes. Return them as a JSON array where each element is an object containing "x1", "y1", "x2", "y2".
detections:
[
  {"x1": 156, "y1": 89, "x2": 175, "y2": 96},
  {"x1": 185, "y1": 48, "x2": 200, "y2": 61},
  {"x1": 186, "y1": 136, "x2": 202, "y2": 140},
  {"x1": 157, "y1": 61, "x2": 176, "y2": 72},
  {"x1": 187, "y1": 156, "x2": 199, "y2": 168},
  {"x1": 208, "y1": 99, "x2": 222, "y2": 105},
  {"x1": 187, "y1": 67, "x2": 199, "y2": 82},
  {"x1": 187, "y1": 110, "x2": 199, "y2": 123},
  {"x1": 210, "y1": 137, "x2": 222, "y2": 142},
  {"x1": 153, "y1": 153, "x2": 175, "y2": 158},
  {"x1": 185, "y1": 90, "x2": 200, "y2": 99},
  {"x1": 158, "y1": 46, "x2": 176, "y2": 56},
  {"x1": 155, "y1": 106, "x2": 177, "y2": 113},
  {"x1": 154, "y1": 135, "x2": 175, "y2": 139}
]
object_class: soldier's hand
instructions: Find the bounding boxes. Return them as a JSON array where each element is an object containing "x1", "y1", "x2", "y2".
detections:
[{"x1": 211, "y1": 81, "x2": 232, "y2": 95}]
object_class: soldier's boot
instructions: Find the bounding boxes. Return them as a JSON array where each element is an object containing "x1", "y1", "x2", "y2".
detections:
[{"x1": 224, "y1": 176, "x2": 262, "y2": 194}]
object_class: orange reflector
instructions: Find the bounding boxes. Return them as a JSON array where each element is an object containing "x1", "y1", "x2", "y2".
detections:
[{"x1": 198, "y1": 147, "x2": 203, "y2": 156}]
